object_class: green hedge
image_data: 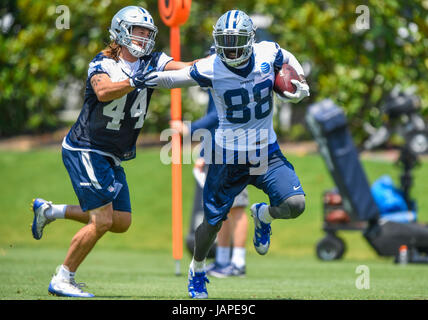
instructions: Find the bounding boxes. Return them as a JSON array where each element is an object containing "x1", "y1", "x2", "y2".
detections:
[{"x1": 1, "y1": 0, "x2": 426, "y2": 142}]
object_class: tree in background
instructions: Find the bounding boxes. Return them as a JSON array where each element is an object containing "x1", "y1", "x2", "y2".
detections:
[{"x1": 0, "y1": 0, "x2": 427, "y2": 143}]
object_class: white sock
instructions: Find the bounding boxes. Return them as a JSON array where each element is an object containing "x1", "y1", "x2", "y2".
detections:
[
  {"x1": 190, "y1": 258, "x2": 206, "y2": 273},
  {"x1": 231, "y1": 247, "x2": 246, "y2": 269},
  {"x1": 258, "y1": 204, "x2": 274, "y2": 224},
  {"x1": 57, "y1": 264, "x2": 75, "y2": 281},
  {"x1": 215, "y1": 246, "x2": 231, "y2": 267},
  {"x1": 45, "y1": 204, "x2": 67, "y2": 219}
]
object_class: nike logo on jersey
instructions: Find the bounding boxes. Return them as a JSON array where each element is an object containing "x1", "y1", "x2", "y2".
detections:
[{"x1": 293, "y1": 185, "x2": 301, "y2": 190}]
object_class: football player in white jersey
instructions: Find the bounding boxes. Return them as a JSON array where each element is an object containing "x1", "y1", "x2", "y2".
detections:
[
  {"x1": 30, "y1": 6, "x2": 196, "y2": 298},
  {"x1": 144, "y1": 9, "x2": 310, "y2": 298}
]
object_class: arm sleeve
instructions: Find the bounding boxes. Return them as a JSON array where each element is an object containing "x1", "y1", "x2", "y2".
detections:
[
  {"x1": 149, "y1": 66, "x2": 198, "y2": 89},
  {"x1": 281, "y1": 49, "x2": 305, "y2": 76},
  {"x1": 273, "y1": 43, "x2": 305, "y2": 76}
]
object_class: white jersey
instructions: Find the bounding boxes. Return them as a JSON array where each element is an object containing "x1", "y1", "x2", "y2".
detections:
[
  {"x1": 191, "y1": 41, "x2": 304, "y2": 154},
  {"x1": 151, "y1": 41, "x2": 305, "y2": 162}
]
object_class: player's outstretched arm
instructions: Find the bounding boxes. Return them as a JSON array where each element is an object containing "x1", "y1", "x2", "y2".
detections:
[
  {"x1": 164, "y1": 59, "x2": 201, "y2": 71},
  {"x1": 145, "y1": 66, "x2": 198, "y2": 89},
  {"x1": 90, "y1": 73, "x2": 134, "y2": 102}
]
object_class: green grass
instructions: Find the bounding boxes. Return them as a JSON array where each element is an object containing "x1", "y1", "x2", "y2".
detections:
[
  {"x1": 1, "y1": 147, "x2": 428, "y2": 299},
  {"x1": 1, "y1": 248, "x2": 428, "y2": 300}
]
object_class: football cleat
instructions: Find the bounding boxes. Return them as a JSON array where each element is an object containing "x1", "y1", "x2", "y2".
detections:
[
  {"x1": 251, "y1": 202, "x2": 272, "y2": 255},
  {"x1": 31, "y1": 198, "x2": 55, "y2": 240},
  {"x1": 207, "y1": 263, "x2": 246, "y2": 278},
  {"x1": 48, "y1": 270, "x2": 94, "y2": 298},
  {"x1": 188, "y1": 269, "x2": 209, "y2": 299},
  {"x1": 48, "y1": 279, "x2": 94, "y2": 298}
]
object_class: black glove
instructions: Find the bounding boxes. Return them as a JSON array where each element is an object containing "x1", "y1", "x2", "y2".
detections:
[{"x1": 128, "y1": 67, "x2": 158, "y2": 89}]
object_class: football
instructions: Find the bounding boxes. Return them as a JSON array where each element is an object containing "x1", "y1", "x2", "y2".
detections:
[{"x1": 274, "y1": 64, "x2": 300, "y2": 98}]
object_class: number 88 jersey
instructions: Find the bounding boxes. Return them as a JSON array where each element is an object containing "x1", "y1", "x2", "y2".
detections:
[
  {"x1": 65, "y1": 51, "x2": 172, "y2": 161},
  {"x1": 190, "y1": 41, "x2": 304, "y2": 154}
]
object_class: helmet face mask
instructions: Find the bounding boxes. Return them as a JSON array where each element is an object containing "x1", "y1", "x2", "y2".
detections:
[
  {"x1": 110, "y1": 6, "x2": 158, "y2": 58},
  {"x1": 213, "y1": 10, "x2": 256, "y2": 67}
]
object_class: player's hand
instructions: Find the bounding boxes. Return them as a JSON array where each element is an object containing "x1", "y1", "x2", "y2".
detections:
[
  {"x1": 129, "y1": 68, "x2": 158, "y2": 89},
  {"x1": 170, "y1": 120, "x2": 190, "y2": 136},
  {"x1": 280, "y1": 80, "x2": 310, "y2": 103}
]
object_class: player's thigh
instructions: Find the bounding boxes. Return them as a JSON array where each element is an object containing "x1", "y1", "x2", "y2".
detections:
[
  {"x1": 111, "y1": 165, "x2": 131, "y2": 213},
  {"x1": 203, "y1": 164, "x2": 250, "y2": 226},
  {"x1": 62, "y1": 148, "x2": 126, "y2": 212},
  {"x1": 253, "y1": 150, "x2": 305, "y2": 207},
  {"x1": 110, "y1": 165, "x2": 132, "y2": 232}
]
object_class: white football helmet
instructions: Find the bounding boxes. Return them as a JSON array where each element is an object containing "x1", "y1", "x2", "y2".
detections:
[
  {"x1": 109, "y1": 6, "x2": 158, "y2": 58},
  {"x1": 213, "y1": 10, "x2": 256, "y2": 67}
]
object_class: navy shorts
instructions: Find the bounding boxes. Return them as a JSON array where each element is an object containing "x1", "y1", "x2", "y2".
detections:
[
  {"x1": 62, "y1": 147, "x2": 131, "y2": 212},
  {"x1": 203, "y1": 149, "x2": 304, "y2": 226}
]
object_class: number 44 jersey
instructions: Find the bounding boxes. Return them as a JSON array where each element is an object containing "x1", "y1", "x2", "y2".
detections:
[
  {"x1": 64, "y1": 51, "x2": 172, "y2": 162},
  {"x1": 189, "y1": 41, "x2": 305, "y2": 160}
]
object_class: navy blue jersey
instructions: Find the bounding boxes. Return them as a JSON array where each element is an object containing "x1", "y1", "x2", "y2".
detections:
[{"x1": 65, "y1": 51, "x2": 172, "y2": 161}]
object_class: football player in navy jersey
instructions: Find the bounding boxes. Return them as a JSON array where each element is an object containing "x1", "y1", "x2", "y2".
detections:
[
  {"x1": 143, "y1": 10, "x2": 310, "y2": 298},
  {"x1": 30, "y1": 6, "x2": 195, "y2": 298}
]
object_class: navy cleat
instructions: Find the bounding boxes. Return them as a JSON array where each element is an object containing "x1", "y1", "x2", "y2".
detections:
[
  {"x1": 188, "y1": 269, "x2": 209, "y2": 299},
  {"x1": 31, "y1": 198, "x2": 55, "y2": 240},
  {"x1": 251, "y1": 202, "x2": 272, "y2": 255}
]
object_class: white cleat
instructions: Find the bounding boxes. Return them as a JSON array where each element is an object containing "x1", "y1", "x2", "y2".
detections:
[
  {"x1": 48, "y1": 272, "x2": 94, "y2": 298},
  {"x1": 31, "y1": 198, "x2": 55, "y2": 240}
]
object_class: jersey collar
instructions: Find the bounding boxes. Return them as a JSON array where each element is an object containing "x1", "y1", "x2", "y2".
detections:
[{"x1": 220, "y1": 53, "x2": 255, "y2": 78}]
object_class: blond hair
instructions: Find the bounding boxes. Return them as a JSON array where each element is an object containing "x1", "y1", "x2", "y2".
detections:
[{"x1": 101, "y1": 41, "x2": 122, "y2": 61}]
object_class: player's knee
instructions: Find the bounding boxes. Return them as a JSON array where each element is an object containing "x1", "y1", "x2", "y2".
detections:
[
  {"x1": 285, "y1": 195, "x2": 305, "y2": 219},
  {"x1": 91, "y1": 206, "x2": 114, "y2": 235},
  {"x1": 195, "y1": 219, "x2": 222, "y2": 245},
  {"x1": 97, "y1": 217, "x2": 113, "y2": 234},
  {"x1": 203, "y1": 219, "x2": 222, "y2": 233},
  {"x1": 274, "y1": 195, "x2": 305, "y2": 219}
]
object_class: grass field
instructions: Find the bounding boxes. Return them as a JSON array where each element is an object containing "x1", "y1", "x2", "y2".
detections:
[{"x1": 1, "y1": 146, "x2": 428, "y2": 300}]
